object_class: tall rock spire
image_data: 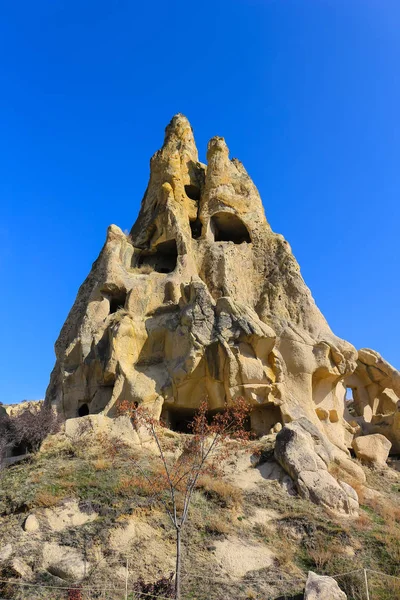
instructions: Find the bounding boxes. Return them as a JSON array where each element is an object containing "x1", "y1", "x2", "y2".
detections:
[{"x1": 45, "y1": 115, "x2": 400, "y2": 463}]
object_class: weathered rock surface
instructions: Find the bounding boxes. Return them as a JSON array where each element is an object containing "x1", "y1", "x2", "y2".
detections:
[
  {"x1": 42, "y1": 543, "x2": 87, "y2": 581},
  {"x1": 44, "y1": 114, "x2": 399, "y2": 457},
  {"x1": 304, "y1": 571, "x2": 347, "y2": 599},
  {"x1": 64, "y1": 414, "x2": 148, "y2": 447},
  {"x1": 23, "y1": 500, "x2": 98, "y2": 534},
  {"x1": 4, "y1": 400, "x2": 43, "y2": 417},
  {"x1": 0, "y1": 544, "x2": 13, "y2": 561},
  {"x1": 275, "y1": 419, "x2": 360, "y2": 515},
  {"x1": 3, "y1": 558, "x2": 33, "y2": 580},
  {"x1": 345, "y1": 349, "x2": 400, "y2": 452},
  {"x1": 352, "y1": 433, "x2": 392, "y2": 467},
  {"x1": 23, "y1": 514, "x2": 40, "y2": 533}
]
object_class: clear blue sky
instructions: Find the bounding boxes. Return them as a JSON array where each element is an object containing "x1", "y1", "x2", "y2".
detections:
[{"x1": 1, "y1": 0, "x2": 399, "y2": 403}]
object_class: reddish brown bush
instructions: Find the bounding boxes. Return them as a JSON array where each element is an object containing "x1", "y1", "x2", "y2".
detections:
[{"x1": 5, "y1": 403, "x2": 61, "y2": 454}]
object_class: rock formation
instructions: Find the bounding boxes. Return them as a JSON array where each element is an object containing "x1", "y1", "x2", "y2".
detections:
[
  {"x1": 304, "y1": 572, "x2": 347, "y2": 600},
  {"x1": 275, "y1": 419, "x2": 360, "y2": 515},
  {"x1": 45, "y1": 114, "x2": 400, "y2": 459}
]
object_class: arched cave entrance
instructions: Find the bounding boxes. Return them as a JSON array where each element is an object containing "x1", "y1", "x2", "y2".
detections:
[
  {"x1": 137, "y1": 239, "x2": 178, "y2": 273},
  {"x1": 185, "y1": 185, "x2": 201, "y2": 201},
  {"x1": 108, "y1": 290, "x2": 128, "y2": 314},
  {"x1": 78, "y1": 403, "x2": 89, "y2": 417},
  {"x1": 161, "y1": 404, "x2": 280, "y2": 437},
  {"x1": 189, "y1": 218, "x2": 202, "y2": 239},
  {"x1": 210, "y1": 212, "x2": 251, "y2": 244},
  {"x1": 161, "y1": 406, "x2": 229, "y2": 434}
]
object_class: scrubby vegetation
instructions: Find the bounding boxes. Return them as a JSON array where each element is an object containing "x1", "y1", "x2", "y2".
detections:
[
  {"x1": 0, "y1": 403, "x2": 60, "y2": 461},
  {"x1": 1, "y1": 420, "x2": 400, "y2": 599}
]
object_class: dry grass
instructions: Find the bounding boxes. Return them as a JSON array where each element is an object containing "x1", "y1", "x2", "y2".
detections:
[
  {"x1": 132, "y1": 264, "x2": 154, "y2": 275},
  {"x1": 34, "y1": 489, "x2": 66, "y2": 508},
  {"x1": 274, "y1": 534, "x2": 297, "y2": 568},
  {"x1": 92, "y1": 458, "x2": 112, "y2": 471},
  {"x1": 114, "y1": 474, "x2": 155, "y2": 496},
  {"x1": 197, "y1": 475, "x2": 243, "y2": 509},
  {"x1": 354, "y1": 512, "x2": 371, "y2": 531},
  {"x1": 205, "y1": 514, "x2": 232, "y2": 535},
  {"x1": 305, "y1": 535, "x2": 338, "y2": 570}
]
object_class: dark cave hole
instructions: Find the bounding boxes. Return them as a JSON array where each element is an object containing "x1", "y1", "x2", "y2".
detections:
[
  {"x1": 210, "y1": 212, "x2": 251, "y2": 244},
  {"x1": 137, "y1": 239, "x2": 178, "y2": 274},
  {"x1": 162, "y1": 407, "x2": 226, "y2": 434},
  {"x1": 109, "y1": 290, "x2": 128, "y2": 314},
  {"x1": 190, "y1": 218, "x2": 202, "y2": 239},
  {"x1": 78, "y1": 403, "x2": 89, "y2": 417},
  {"x1": 184, "y1": 185, "x2": 201, "y2": 201}
]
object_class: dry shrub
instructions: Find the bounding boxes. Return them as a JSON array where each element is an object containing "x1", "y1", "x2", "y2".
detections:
[
  {"x1": 114, "y1": 473, "x2": 160, "y2": 497},
  {"x1": 305, "y1": 532, "x2": 342, "y2": 570},
  {"x1": 274, "y1": 534, "x2": 296, "y2": 568},
  {"x1": 349, "y1": 481, "x2": 366, "y2": 504},
  {"x1": 254, "y1": 522, "x2": 273, "y2": 540},
  {"x1": 327, "y1": 463, "x2": 343, "y2": 481},
  {"x1": 205, "y1": 514, "x2": 231, "y2": 535},
  {"x1": 57, "y1": 479, "x2": 77, "y2": 490},
  {"x1": 197, "y1": 475, "x2": 243, "y2": 509},
  {"x1": 372, "y1": 498, "x2": 400, "y2": 527},
  {"x1": 92, "y1": 458, "x2": 111, "y2": 471},
  {"x1": 355, "y1": 512, "x2": 371, "y2": 531},
  {"x1": 9, "y1": 403, "x2": 61, "y2": 453},
  {"x1": 34, "y1": 489, "x2": 65, "y2": 508},
  {"x1": 29, "y1": 472, "x2": 43, "y2": 484},
  {"x1": 307, "y1": 543, "x2": 333, "y2": 570},
  {"x1": 132, "y1": 264, "x2": 154, "y2": 275}
]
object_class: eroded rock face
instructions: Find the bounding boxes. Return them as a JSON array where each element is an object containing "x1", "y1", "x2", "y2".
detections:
[
  {"x1": 345, "y1": 349, "x2": 400, "y2": 453},
  {"x1": 45, "y1": 114, "x2": 400, "y2": 453},
  {"x1": 274, "y1": 419, "x2": 360, "y2": 516}
]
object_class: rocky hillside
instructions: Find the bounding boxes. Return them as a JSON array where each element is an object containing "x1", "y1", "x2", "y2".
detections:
[{"x1": 1, "y1": 415, "x2": 400, "y2": 599}]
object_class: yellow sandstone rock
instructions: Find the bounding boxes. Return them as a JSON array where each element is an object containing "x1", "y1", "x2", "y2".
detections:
[{"x1": 44, "y1": 114, "x2": 399, "y2": 461}]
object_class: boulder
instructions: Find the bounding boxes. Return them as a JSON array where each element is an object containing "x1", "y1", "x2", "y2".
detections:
[
  {"x1": 23, "y1": 500, "x2": 98, "y2": 533},
  {"x1": 5, "y1": 558, "x2": 33, "y2": 580},
  {"x1": 64, "y1": 414, "x2": 150, "y2": 447},
  {"x1": 44, "y1": 499, "x2": 97, "y2": 532},
  {"x1": 352, "y1": 434, "x2": 392, "y2": 467},
  {"x1": 23, "y1": 514, "x2": 40, "y2": 532},
  {"x1": 42, "y1": 543, "x2": 87, "y2": 581},
  {"x1": 304, "y1": 571, "x2": 347, "y2": 599},
  {"x1": 275, "y1": 419, "x2": 359, "y2": 515}
]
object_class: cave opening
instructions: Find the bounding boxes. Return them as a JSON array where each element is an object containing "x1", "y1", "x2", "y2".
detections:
[
  {"x1": 190, "y1": 218, "x2": 202, "y2": 239},
  {"x1": 109, "y1": 290, "x2": 127, "y2": 314},
  {"x1": 210, "y1": 212, "x2": 251, "y2": 244},
  {"x1": 161, "y1": 407, "x2": 227, "y2": 434},
  {"x1": 78, "y1": 403, "x2": 89, "y2": 417},
  {"x1": 137, "y1": 239, "x2": 178, "y2": 274},
  {"x1": 185, "y1": 185, "x2": 201, "y2": 201}
]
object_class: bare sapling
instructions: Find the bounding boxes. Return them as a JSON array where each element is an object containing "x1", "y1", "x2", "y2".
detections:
[{"x1": 117, "y1": 397, "x2": 252, "y2": 600}]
